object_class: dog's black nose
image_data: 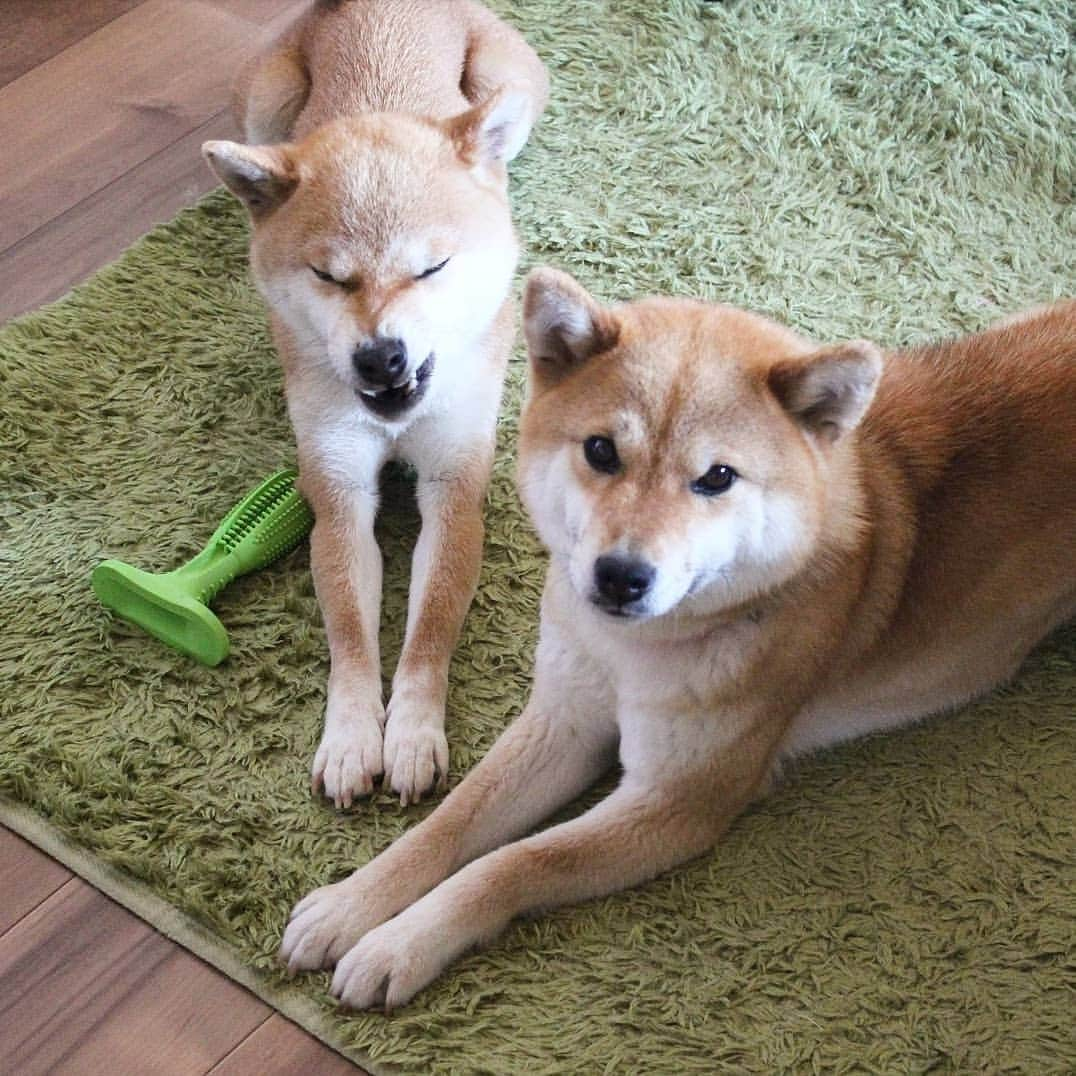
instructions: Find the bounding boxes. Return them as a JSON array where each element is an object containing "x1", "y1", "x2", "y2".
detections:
[
  {"x1": 594, "y1": 555, "x2": 655, "y2": 607},
  {"x1": 353, "y1": 338, "x2": 408, "y2": 386}
]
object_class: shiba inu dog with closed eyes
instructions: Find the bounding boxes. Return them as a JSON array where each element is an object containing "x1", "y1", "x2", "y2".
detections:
[
  {"x1": 280, "y1": 268, "x2": 1075, "y2": 1010},
  {"x1": 202, "y1": 0, "x2": 548, "y2": 807}
]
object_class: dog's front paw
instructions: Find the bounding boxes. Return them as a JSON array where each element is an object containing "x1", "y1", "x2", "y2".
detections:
[
  {"x1": 331, "y1": 906, "x2": 457, "y2": 1011},
  {"x1": 312, "y1": 696, "x2": 385, "y2": 808},
  {"x1": 281, "y1": 874, "x2": 392, "y2": 973},
  {"x1": 383, "y1": 694, "x2": 449, "y2": 806}
]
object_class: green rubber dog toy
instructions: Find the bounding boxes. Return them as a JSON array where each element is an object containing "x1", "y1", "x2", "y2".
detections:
[{"x1": 92, "y1": 469, "x2": 314, "y2": 667}]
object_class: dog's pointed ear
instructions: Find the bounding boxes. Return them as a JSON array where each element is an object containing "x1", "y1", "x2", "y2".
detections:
[
  {"x1": 202, "y1": 140, "x2": 298, "y2": 216},
  {"x1": 448, "y1": 87, "x2": 533, "y2": 166},
  {"x1": 768, "y1": 341, "x2": 883, "y2": 442},
  {"x1": 523, "y1": 267, "x2": 620, "y2": 390}
]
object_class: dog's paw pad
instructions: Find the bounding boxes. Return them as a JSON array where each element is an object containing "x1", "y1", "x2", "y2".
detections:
[
  {"x1": 312, "y1": 722, "x2": 384, "y2": 809},
  {"x1": 331, "y1": 920, "x2": 438, "y2": 1011},
  {"x1": 382, "y1": 719, "x2": 448, "y2": 806},
  {"x1": 280, "y1": 882, "x2": 364, "y2": 972}
]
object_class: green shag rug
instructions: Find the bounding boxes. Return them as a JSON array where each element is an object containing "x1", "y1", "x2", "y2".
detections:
[{"x1": 2, "y1": 1, "x2": 1074, "y2": 1071}]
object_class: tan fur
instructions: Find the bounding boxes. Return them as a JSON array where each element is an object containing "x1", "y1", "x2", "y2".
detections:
[
  {"x1": 281, "y1": 269, "x2": 1075, "y2": 1010},
  {"x1": 204, "y1": 1, "x2": 547, "y2": 807}
]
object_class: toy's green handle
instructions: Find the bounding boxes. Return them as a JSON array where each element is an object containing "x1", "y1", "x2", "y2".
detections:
[
  {"x1": 164, "y1": 542, "x2": 243, "y2": 606},
  {"x1": 92, "y1": 468, "x2": 314, "y2": 667}
]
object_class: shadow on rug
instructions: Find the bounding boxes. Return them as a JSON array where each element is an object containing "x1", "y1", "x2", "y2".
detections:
[{"x1": 1, "y1": 0, "x2": 1073, "y2": 1071}]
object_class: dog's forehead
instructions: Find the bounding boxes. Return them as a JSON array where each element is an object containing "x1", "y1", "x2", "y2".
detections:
[
  {"x1": 577, "y1": 299, "x2": 812, "y2": 464},
  {"x1": 618, "y1": 298, "x2": 808, "y2": 374},
  {"x1": 297, "y1": 117, "x2": 454, "y2": 247},
  {"x1": 609, "y1": 303, "x2": 769, "y2": 413}
]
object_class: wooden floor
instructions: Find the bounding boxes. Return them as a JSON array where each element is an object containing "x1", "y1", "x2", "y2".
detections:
[{"x1": 0, "y1": 3, "x2": 362, "y2": 1071}]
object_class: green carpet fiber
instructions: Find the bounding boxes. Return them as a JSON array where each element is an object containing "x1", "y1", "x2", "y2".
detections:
[{"x1": 2, "y1": 1, "x2": 1074, "y2": 1071}]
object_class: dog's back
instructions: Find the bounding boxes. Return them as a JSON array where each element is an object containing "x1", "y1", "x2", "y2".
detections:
[
  {"x1": 296, "y1": 1, "x2": 472, "y2": 130},
  {"x1": 786, "y1": 301, "x2": 1076, "y2": 752},
  {"x1": 236, "y1": 0, "x2": 547, "y2": 145}
]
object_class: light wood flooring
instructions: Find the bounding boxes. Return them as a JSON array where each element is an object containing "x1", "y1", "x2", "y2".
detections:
[{"x1": 0, "y1": 3, "x2": 363, "y2": 1071}]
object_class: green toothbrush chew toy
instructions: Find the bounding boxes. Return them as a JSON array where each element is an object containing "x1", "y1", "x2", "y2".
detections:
[{"x1": 92, "y1": 469, "x2": 314, "y2": 667}]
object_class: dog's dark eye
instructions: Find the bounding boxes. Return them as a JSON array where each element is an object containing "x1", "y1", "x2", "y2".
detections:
[
  {"x1": 583, "y1": 436, "x2": 620, "y2": 474},
  {"x1": 416, "y1": 258, "x2": 450, "y2": 280},
  {"x1": 310, "y1": 265, "x2": 339, "y2": 284},
  {"x1": 692, "y1": 464, "x2": 738, "y2": 496}
]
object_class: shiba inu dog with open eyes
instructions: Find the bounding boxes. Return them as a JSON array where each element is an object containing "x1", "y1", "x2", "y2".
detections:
[
  {"x1": 280, "y1": 268, "x2": 1075, "y2": 1011},
  {"x1": 201, "y1": 0, "x2": 548, "y2": 807}
]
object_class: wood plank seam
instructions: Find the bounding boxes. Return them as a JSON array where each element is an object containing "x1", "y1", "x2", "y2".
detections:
[
  {"x1": 0, "y1": 106, "x2": 229, "y2": 262},
  {"x1": 0, "y1": 0, "x2": 274, "y2": 251},
  {"x1": 203, "y1": 1013, "x2": 278, "y2": 1075},
  {"x1": 0, "y1": 874, "x2": 79, "y2": 946},
  {"x1": 0, "y1": 1, "x2": 149, "y2": 90}
]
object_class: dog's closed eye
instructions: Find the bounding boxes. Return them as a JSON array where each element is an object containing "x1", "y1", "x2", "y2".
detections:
[
  {"x1": 416, "y1": 257, "x2": 451, "y2": 280},
  {"x1": 310, "y1": 265, "x2": 344, "y2": 286}
]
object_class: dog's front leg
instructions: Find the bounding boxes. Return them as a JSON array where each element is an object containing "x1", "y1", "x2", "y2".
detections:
[
  {"x1": 329, "y1": 707, "x2": 781, "y2": 1009},
  {"x1": 281, "y1": 626, "x2": 617, "y2": 972},
  {"x1": 382, "y1": 460, "x2": 489, "y2": 804},
  {"x1": 304, "y1": 475, "x2": 386, "y2": 808}
]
